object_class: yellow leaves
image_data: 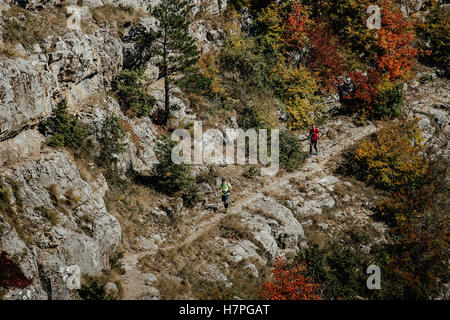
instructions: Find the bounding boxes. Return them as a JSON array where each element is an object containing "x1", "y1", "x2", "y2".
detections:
[
  {"x1": 286, "y1": 96, "x2": 314, "y2": 129},
  {"x1": 253, "y1": 96, "x2": 280, "y2": 128},
  {"x1": 257, "y1": 2, "x2": 285, "y2": 37},
  {"x1": 353, "y1": 120, "x2": 427, "y2": 190},
  {"x1": 197, "y1": 52, "x2": 224, "y2": 96},
  {"x1": 273, "y1": 65, "x2": 318, "y2": 130},
  {"x1": 274, "y1": 64, "x2": 317, "y2": 97}
]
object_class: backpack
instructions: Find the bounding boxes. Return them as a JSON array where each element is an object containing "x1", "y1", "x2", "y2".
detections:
[{"x1": 310, "y1": 128, "x2": 320, "y2": 141}]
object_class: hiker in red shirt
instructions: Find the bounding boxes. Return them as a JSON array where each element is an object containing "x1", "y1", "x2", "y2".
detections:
[{"x1": 309, "y1": 124, "x2": 321, "y2": 156}]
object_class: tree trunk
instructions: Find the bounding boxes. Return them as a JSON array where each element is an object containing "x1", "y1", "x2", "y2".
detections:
[{"x1": 163, "y1": 34, "x2": 170, "y2": 125}]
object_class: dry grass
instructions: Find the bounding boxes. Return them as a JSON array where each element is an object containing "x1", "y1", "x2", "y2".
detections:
[
  {"x1": 36, "y1": 206, "x2": 60, "y2": 225},
  {"x1": 307, "y1": 229, "x2": 327, "y2": 247},
  {"x1": 246, "y1": 206, "x2": 284, "y2": 226},
  {"x1": 121, "y1": 120, "x2": 140, "y2": 149},
  {"x1": 90, "y1": 4, "x2": 144, "y2": 37},
  {"x1": 311, "y1": 213, "x2": 329, "y2": 225},
  {"x1": 218, "y1": 214, "x2": 252, "y2": 241},
  {"x1": 2, "y1": 6, "x2": 68, "y2": 51},
  {"x1": 0, "y1": 43, "x2": 28, "y2": 58},
  {"x1": 227, "y1": 262, "x2": 270, "y2": 300},
  {"x1": 104, "y1": 182, "x2": 163, "y2": 242},
  {"x1": 289, "y1": 177, "x2": 307, "y2": 193},
  {"x1": 65, "y1": 188, "x2": 81, "y2": 206},
  {"x1": 262, "y1": 189, "x2": 292, "y2": 206},
  {"x1": 156, "y1": 276, "x2": 189, "y2": 300},
  {"x1": 0, "y1": 179, "x2": 34, "y2": 245}
]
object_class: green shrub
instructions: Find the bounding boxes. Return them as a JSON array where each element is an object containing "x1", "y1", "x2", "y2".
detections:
[
  {"x1": 416, "y1": 5, "x2": 450, "y2": 77},
  {"x1": 279, "y1": 130, "x2": 306, "y2": 172},
  {"x1": 237, "y1": 106, "x2": 266, "y2": 130},
  {"x1": 152, "y1": 136, "x2": 195, "y2": 195},
  {"x1": 196, "y1": 169, "x2": 216, "y2": 185},
  {"x1": 182, "y1": 185, "x2": 201, "y2": 208},
  {"x1": 38, "y1": 99, "x2": 91, "y2": 151},
  {"x1": 244, "y1": 165, "x2": 260, "y2": 178},
  {"x1": 297, "y1": 243, "x2": 369, "y2": 300},
  {"x1": 112, "y1": 69, "x2": 156, "y2": 117},
  {"x1": 0, "y1": 186, "x2": 11, "y2": 212},
  {"x1": 227, "y1": 0, "x2": 250, "y2": 11},
  {"x1": 219, "y1": 37, "x2": 271, "y2": 91},
  {"x1": 177, "y1": 65, "x2": 212, "y2": 96},
  {"x1": 78, "y1": 278, "x2": 107, "y2": 300},
  {"x1": 97, "y1": 115, "x2": 127, "y2": 169},
  {"x1": 372, "y1": 84, "x2": 403, "y2": 120}
]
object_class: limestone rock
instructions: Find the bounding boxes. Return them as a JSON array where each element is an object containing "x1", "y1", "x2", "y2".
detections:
[
  {"x1": 0, "y1": 129, "x2": 43, "y2": 166},
  {"x1": 0, "y1": 151, "x2": 121, "y2": 299},
  {"x1": 0, "y1": 58, "x2": 52, "y2": 141}
]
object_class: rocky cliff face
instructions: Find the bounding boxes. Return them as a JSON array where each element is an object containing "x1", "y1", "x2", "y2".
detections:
[
  {"x1": 0, "y1": 0, "x2": 229, "y2": 299},
  {"x1": 0, "y1": 0, "x2": 448, "y2": 300},
  {"x1": 1, "y1": 151, "x2": 121, "y2": 299}
]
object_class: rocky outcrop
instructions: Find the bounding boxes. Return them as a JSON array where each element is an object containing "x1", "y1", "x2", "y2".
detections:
[
  {"x1": 0, "y1": 151, "x2": 121, "y2": 299},
  {"x1": 405, "y1": 72, "x2": 450, "y2": 160},
  {"x1": 240, "y1": 196, "x2": 305, "y2": 258},
  {"x1": 0, "y1": 129, "x2": 43, "y2": 166},
  {"x1": 0, "y1": 58, "x2": 52, "y2": 141},
  {"x1": 77, "y1": 96, "x2": 159, "y2": 176},
  {"x1": 0, "y1": 27, "x2": 123, "y2": 138},
  {"x1": 49, "y1": 29, "x2": 123, "y2": 108}
]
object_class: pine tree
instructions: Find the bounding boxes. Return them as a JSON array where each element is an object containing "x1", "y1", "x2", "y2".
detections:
[{"x1": 148, "y1": 0, "x2": 199, "y2": 124}]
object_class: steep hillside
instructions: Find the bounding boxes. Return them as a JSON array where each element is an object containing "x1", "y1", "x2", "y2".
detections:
[{"x1": 0, "y1": 0, "x2": 448, "y2": 300}]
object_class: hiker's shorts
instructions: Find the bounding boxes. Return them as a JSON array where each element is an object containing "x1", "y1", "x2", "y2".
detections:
[{"x1": 222, "y1": 194, "x2": 230, "y2": 203}]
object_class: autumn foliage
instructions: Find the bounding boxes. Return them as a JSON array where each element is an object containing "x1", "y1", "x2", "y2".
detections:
[
  {"x1": 343, "y1": 69, "x2": 380, "y2": 116},
  {"x1": 0, "y1": 251, "x2": 33, "y2": 290},
  {"x1": 375, "y1": 0, "x2": 418, "y2": 80},
  {"x1": 260, "y1": 256, "x2": 321, "y2": 300},
  {"x1": 373, "y1": 158, "x2": 450, "y2": 299},
  {"x1": 352, "y1": 120, "x2": 426, "y2": 191},
  {"x1": 308, "y1": 21, "x2": 346, "y2": 91},
  {"x1": 285, "y1": 0, "x2": 309, "y2": 50},
  {"x1": 285, "y1": 2, "x2": 345, "y2": 92}
]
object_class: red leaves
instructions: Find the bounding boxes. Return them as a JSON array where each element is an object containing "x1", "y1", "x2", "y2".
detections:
[
  {"x1": 285, "y1": 0, "x2": 310, "y2": 50},
  {"x1": 308, "y1": 21, "x2": 346, "y2": 91},
  {"x1": 375, "y1": 0, "x2": 418, "y2": 79},
  {"x1": 0, "y1": 251, "x2": 33, "y2": 290},
  {"x1": 343, "y1": 69, "x2": 381, "y2": 114},
  {"x1": 285, "y1": 2, "x2": 345, "y2": 92},
  {"x1": 260, "y1": 256, "x2": 321, "y2": 300}
]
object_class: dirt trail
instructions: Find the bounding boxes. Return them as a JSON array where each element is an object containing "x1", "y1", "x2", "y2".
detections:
[{"x1": 119, "y1": 122, "x2": 377, "y2": 299}]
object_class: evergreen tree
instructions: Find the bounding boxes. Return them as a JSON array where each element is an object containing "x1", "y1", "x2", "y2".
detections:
[{"x1": 147, "y1": 0, "x2": 199, "y2": 124}]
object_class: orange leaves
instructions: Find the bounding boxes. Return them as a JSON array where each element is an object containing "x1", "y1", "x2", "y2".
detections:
[
  {"x1": 260, "y1": 256, "x2": 321, "y2": 300},
  {"x1": 375, "y1": 0, "x2": 418, "y2": 79},
  {"x1": 285, "y1": 0, "x2": 310, "y2": 50},
  {"x1": 285, "y1": 2, "x2": 345, "y2": 92}
]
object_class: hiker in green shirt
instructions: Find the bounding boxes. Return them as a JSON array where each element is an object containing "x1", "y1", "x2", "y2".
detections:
[{"x1": 220, "y1": 178, "x2": 232, "y2": 212}]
